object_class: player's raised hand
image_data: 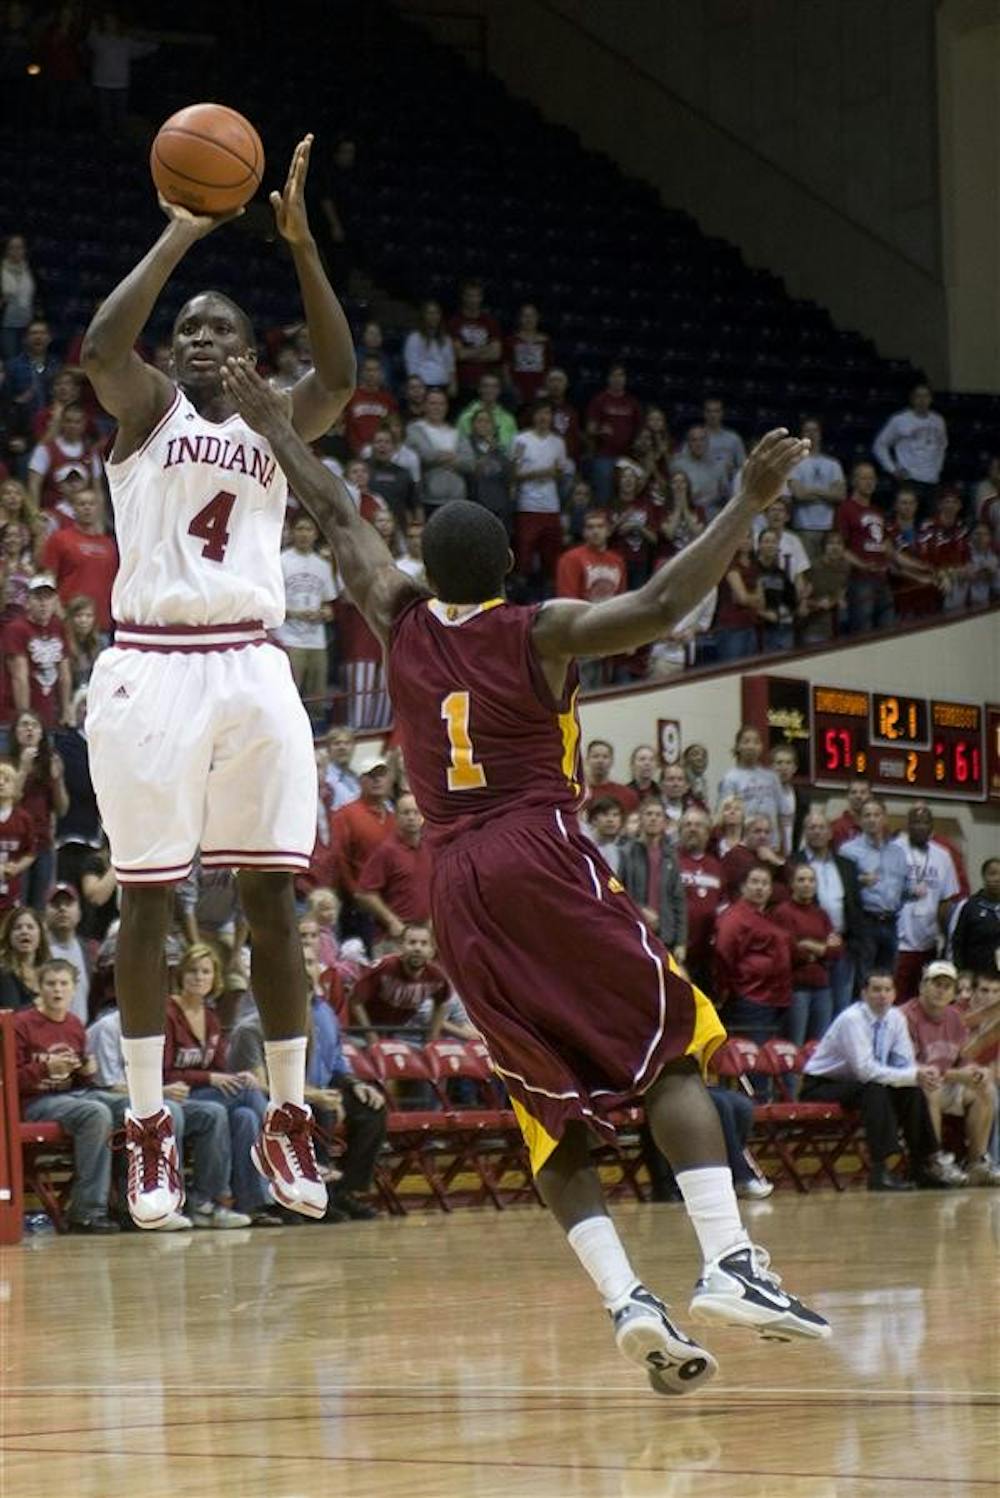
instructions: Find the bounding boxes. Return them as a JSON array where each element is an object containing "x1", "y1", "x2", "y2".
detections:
[
  {"x1": 157, "y1": 192, "x2": 244, "y2": 241},
  {"x1": 271, "y1": 134, "x2": 315, "y2": 245},
  {"x1": 739, "y1": 429, "x2": 811, "y2": 514},
  {"x1": 220, "y1": 356, "x2": 293, "y2": 438}
]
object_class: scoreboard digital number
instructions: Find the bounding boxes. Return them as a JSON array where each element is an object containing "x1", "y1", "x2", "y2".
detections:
[{"x1": 811, "y1": 688, "x2": 986, "y2": 801}]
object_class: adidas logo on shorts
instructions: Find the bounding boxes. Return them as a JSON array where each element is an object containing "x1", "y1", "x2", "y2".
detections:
[{"x1": 114, "y1": 685, "x2": 129, "y2": 699}]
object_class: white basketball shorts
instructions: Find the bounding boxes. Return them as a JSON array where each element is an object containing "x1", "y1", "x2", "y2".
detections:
[{"x1": 87, "y1": 630, "x2": 317, "y2": 884}]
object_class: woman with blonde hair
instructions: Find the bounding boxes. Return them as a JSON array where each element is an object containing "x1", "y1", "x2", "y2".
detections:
[
  {"x1": 0, "y1": 904, "x2": 50, "y2": 1009},
  {"x1": 0, "y1": 478, "x2": 46, "y2": 557},
  {"x1": 164, "y1": 944, "x2": 280, "y2": 1226}
]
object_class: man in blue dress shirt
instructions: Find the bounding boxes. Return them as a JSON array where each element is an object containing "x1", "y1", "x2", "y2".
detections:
[{"x1": 839, "y1": 800, "x2": 911, "y2": 985}]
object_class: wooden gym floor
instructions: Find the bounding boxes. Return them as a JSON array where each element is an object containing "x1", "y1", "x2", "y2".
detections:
[{"x1": 1, "y1": 1193, "x2": 997, "y2": 1497}]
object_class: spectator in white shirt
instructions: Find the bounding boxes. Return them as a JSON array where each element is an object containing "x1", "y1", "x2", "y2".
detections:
[
  {"x1": 406, "y1": 389, "x2": 465, "y2": 513},
  {"x1": 873, "y1": 384, "x2": 948, "y2": 513},
  {"x1": 512, "y1": 398, "x2": 569, "y2": 598},
  {"x1": 395, "y1": 519, "x2": 427, "y2": 586},
  {"x1": 788, "y1": 418, "x2": 846, "y2": 562},
  {"x1": 894, "y1": 804, "x2": 961, "y2": 1002},
  {"x1": 403, "y1": 301, "x2": 456, "y2": 395},
  {"x1": 800, "y1": 971, "x2": 954, "y2": 1191},
  {"x1": 671, "y1": 425, "x2": 727, "y2": 519},
  {"x1": 44, "y1": 883, "x2": 90, "y2": 1024},
  {"x1": 274, "y1": 514, "x2": 336, "y2": 713},
  {"x1": 324, "y1": 727, "x2": 360, "y2": 810},
  {"x1": 751, "y1": 497, "x2": 810, "y2": 590}
]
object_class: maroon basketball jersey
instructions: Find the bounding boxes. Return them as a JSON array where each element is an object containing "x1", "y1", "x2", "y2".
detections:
[{"x1": 387, "y1": 597, "x2": 583, "y2": 848}]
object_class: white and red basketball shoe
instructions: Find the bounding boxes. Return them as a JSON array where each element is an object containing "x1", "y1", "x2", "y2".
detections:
[
  {"x1": 251, "y1": 1102, "x2": 327, "y2": 1219},
  {"x1": 123, "y1": 1108, "x2": 185, "y2": 1229}
]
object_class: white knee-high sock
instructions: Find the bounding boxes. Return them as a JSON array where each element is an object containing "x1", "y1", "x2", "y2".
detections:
[
  {"x1": 566, "y1": 1215, "x2": 640, "y2": 1311},
  {"x1": 677, "y1": 1166, "x2": 750, "y2": 1265},
  {"x1": 264, "y1": 1036, "x2": 307, "y2": 1109},
  {"x1": 121, "y1": 1035, "x2": 165, "y2": 1118}
]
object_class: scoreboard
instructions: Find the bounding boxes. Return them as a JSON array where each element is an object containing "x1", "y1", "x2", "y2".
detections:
[{"x1": 742, "y1": 676, "x2": 1000, "y2": 803}]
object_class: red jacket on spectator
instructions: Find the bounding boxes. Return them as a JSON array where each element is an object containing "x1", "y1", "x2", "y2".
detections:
[
  {"x1": 0, "y1": 804, "x2": 36, "y2": 911},
  {"x1": 14, "y1": 1007, "x2": 92, "y2": 1097},
  {"x1": 720, "y1": 845, "x2": 789, "y2": 904},
  {"x1": 714, "y1": 559, "x2": 758, "y2": 632},
  {"x1": 333, "y1": 798, "x2": 395, "y2": 897},
  {"x1": 320, "y1": 964, "x2": 349, "y2": 1025},
  {"x1": 345, "y1": 388, "x2": 398, "y2": 456},
  {"x1": 357, "y1": 831, "x2": 433, "y2": 925},
  {"x1": 677, "y1": 849, "x2": 723, "y2": 972},
  {"x1": 556, "y1": 543, "x2": 626, "y2": 602},
  {"x1": 163, "y1": 997, "x2": 225, "y2": 1087},
  {"x1": 782, "y1": 900, "x2": 840, "y2": 989},
  {"x1": 586, "y1": 390, "x2": 642, "y2": 458},
  {"x1": 42, "y1": 525, "x2": 118, "y2": 631},
  {"x1": 715, "y1": 899, "x2": 793, "y2": 1007},
  {"x1": 351, "y1": 953, "x2": 450, "y2": 1028}
]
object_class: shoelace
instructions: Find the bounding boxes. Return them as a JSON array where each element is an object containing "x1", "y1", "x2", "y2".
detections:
[
  {"x1": 748, "y1": 1244, "x2": 783, "y2": 1290},
  {"x1": 271, "y1": 1107, "x2": 321, "y2": 1182},
  {"x1": 113, "y1": 1116, "x2": 183, "y2": 1196}
]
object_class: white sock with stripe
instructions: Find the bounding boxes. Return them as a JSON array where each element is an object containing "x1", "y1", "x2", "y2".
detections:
[
  {"x1": 677, "y1": 1166, "x2": 750, "y2": 1266},
  {"x1": 264, "y1": 1036, "x2": 307, "y2": 1109},
  {"x1": 122, "y1": 1035, "x2": 166, "y2": 1119},
  {"x1": 566, "y1": 1215, "x2": 640, "y2": 1311}
]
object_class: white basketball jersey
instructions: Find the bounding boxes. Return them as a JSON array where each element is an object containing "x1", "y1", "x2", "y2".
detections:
[{"x1": 106, "y1": 387, "x2": 288, "y2": 628}]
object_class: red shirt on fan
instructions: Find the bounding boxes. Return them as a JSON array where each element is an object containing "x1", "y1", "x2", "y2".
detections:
[
  {"x1": 163, "y1": 997, "x2": 226, "y2": 1087},
  {"x1": 4, "y1": 615, "x2": 68, "y2": 728},
  {"x1": 42, "y1": 526, "x2": 119, "y2": 630},
  {"x1": 715, "y1": 899, "x2": 793, "y2": 1007},
  {"x1": 677, "y1": 850, "x2": 724, "y2": 970},
  {"x1": 902, "y1": 998, "x2": 966, "y2": 1073},
  {"x1": 585, "y1": 390, "x2": 643, "y2": 458},
  {"x1": 351, "y1": 953, "x2": 450, "y2": 1028},
  {"x1": 14, "y1": 1007, "x2": 92, "y2": 1098},
  {"x1": 556, "y1": 543, "x2": 627, "y2": 602},
  {"x1": 358, "y1": 831, "x2": 433, "y2": 925},
  {"x1": 830, "y1": 810, "x2": 862, "y2": 850},
  {"x1": 504, "y1": 333, "x2": 551, "y2": 404},
  {"x1": 917, "y1": 518, "x2": 969, "y2": 572},
  {"x1": 0, "y1": 804, "x2": 36, "y2": 911},
  {"x1": 332, "y1": 797, "x2": 395, "y2": 896},
  {"x1": 714, "y1": 559, "x2": 758, "y2": 631},
  {"x1": 448, "y1": 310, "x2": 503, "y2": 389},
  {"x1": 838, "y1": 496, "x2": 890, "y2": 573},
  {"x1": 782, "y1": 900, "x2": 839, "y2": 989},
  {"x1": 720, "y1": 845, "x2": 789, "y2": 904},
  {"x1": 345, "y1": 388, "x2": 398, "y2": 456}
]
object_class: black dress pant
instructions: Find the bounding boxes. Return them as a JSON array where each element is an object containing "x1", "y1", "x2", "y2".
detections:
[
  {"x1": 800, "y1": 1076, "x2": 937, "y2": 1169},
  {"x1": 315, "y1": 1086, "x2": 387, "y2": 1193}
]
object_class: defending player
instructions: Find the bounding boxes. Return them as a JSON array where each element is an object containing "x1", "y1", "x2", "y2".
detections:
[
  {"x1": 81, "y1": 137, "x2": 351, "y2": 1227},
  {"x1": 222, "y1": 358, "x2": 830, "y2": 1393}
]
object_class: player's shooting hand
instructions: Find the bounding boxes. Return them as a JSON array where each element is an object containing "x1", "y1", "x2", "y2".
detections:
[
  {"x1": 739, "y1": 429, "x2": 811, "y2": 514},
  {"x1": 221, "y1": 357, "x2": 293, "y2": 440},
  {"x1": 157, "y1": 192, "x2": 244, "y2": 241},
  {"x1": 271, "y1": 134, "x2": 315, "y2": 246}
]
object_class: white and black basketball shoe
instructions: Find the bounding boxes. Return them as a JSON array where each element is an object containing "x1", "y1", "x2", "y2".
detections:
[
  {"x1": 689, "y1": 1244, "x2": 831, "y2": 1343},
  {"x1": 611, "y1": 1284, "x2": 719, "y2": 1395}
]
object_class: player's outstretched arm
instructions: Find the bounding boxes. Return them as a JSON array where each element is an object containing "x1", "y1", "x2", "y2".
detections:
[
  {"x1": 82, "y1": 197, "x2": 237, "y2": 455},
  {"x1": 221, "y1": 358, "x2": 419, "y2": 644},
  {"x1": 272, "y1": 135, "x2": 357, "y2": 441},
  {"x1": 532, "y1": 429, "x2": 809, "y2": 663}
]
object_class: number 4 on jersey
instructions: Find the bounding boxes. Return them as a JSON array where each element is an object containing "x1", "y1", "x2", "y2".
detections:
[
  {"x1": 188, "y1": 489, "x2": 237, "y2": 563},
  {"x1": 442, "y1": 691, "x2": 487, "y2": 790}
]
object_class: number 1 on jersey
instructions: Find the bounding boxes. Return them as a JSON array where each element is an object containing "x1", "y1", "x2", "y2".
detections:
[
  {"x1": 188, "y1": 489, "x2": 237, "y2": 563},
  {"x1": 442, "y1": 691, "x2": 487, "y2": 790}
]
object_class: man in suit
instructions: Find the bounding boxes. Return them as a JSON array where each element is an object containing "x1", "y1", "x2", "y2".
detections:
[{"x1": 793, "y1": 810, "x2": 864, "y2": 1014}]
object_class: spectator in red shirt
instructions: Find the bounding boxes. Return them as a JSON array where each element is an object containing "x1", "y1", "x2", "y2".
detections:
[
  {"x1": 356, "y1": 791, "x2": 432, "y2": 951},
  {"x1": 903, "y1": 961, "x2": 999, "y2": 1185},
  {"x1": 6, "y1": 574, "x2": 72, "y2": 729},
  {"x1": 830, "y1": 779, "x2": 871, "y2": 850},
  {"x1": 610, "y1": 461, "x2": 660, "y2": 589},
  {"x1": 165, "y1": 943, "x2": 277, "y2": 1224},
  {"x1": 41, "y1": 487, "x2": 118, "y2": 630},
  {"x1": 585, "y1": 363, "x2": 643, "y2": 502},
  {"x1": 350, "y1": 921, "x2": 450, "y2": 1040},
  {"x1": 918, "y1": 489, "x2": 970, "y2": 613},
  {"x1": 15, "y1": 957, "x2": 120, "y2": 1232},
  {"x1": 556, "y1": 510, "x2": 627, "y2": 692},
  {"x1": 582, "y1": 738, "x2": 639, "y2": 817},
  {"x1": 448, "y1": 279, "x2": 502, "y2": 397},
  {"x1": 503, "y1": 302, "x2": 551, "y2": 407},
  {"x1": 543, "y1": 367, "x2": 582, "y2": 464},
  {"x1": 676, "y1": 807, "x2": 723, "y2": 994},
  {"x1": 838, "y1": 461, "x2": 895, "y2": 634},
  {"x1": 11, "y1": 708, "x2": 68, "y2": 911},
  {"x1": 344, "y1": 356, "x2": 398, "y2": 457},
  {"x1": 333, "y1": 756, "x2": 395, "y2": 946},
  {"x1": 27, "y1": 402, "x2": 103, "y2": 513},
  {"x1": 0, "y1": 761, "x2": 36, "y2": 914},
  {"x1": 715, "y1": 865, "x2": 793, "y2": 1049},
  {"x1": 720, "y1": 813, "x2": 789, "y2": 903},
  {"x1": 783, "y1": 864, "x2": 842, "y2": 1047},
  {"x1": 886, "y1": 486, "x2": 939, "y2": 619},
  {"x1": 713, "y1": 534, "x2": 762, "y2": 662}
]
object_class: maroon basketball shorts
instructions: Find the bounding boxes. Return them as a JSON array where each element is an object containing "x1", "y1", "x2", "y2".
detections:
[{"x1": 431, "y1": 808, "x2": 726, "y2": 1173}]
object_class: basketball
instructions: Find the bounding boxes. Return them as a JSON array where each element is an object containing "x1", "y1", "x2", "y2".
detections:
[{"x1": 150, "y1": 103, "x2": 264, "y2": 216}]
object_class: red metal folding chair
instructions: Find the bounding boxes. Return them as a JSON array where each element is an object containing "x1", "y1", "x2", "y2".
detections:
[{"x1": 364, "y1": 1040, "x2": 459, "y2": 1214}]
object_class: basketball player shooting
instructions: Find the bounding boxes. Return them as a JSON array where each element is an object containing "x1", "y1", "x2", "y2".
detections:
[
  {"x1": 223, "y1": 357, "x2": 831, "y2": 1393},
  {"x1": 81, "y1": 137, "x2": 351, "y2": 1228}
]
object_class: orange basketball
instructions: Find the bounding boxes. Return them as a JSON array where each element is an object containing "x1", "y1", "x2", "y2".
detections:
[{"x1": 150, "y1": 103, "x2": 264, "y2": 216}]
